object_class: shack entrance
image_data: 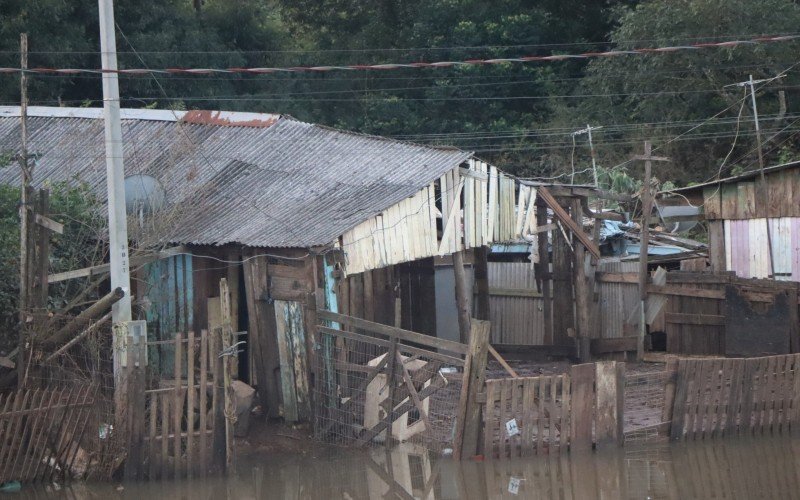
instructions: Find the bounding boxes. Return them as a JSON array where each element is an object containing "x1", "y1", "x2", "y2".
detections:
[{"x1": 312, "y1": 311, "x2": 469, "y2": 454}]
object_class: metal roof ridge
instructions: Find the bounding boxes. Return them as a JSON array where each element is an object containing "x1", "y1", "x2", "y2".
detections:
[{"x1": 0, "y1": 106, "x2": 282, "y2": 127}]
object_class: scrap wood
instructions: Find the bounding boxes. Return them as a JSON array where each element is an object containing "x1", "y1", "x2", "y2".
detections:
[
  {"x1": 395, "y1": 351, "x2": 433, "y2": 433},
  {"x1": 538, "y1": 187, "x2": 601, "y2": 259},
  {"x1": 41, "y1": 287, "x2": 124, "y2": 348},
  {"x1": 488, "y1": 345, "x2": 519, "y2": 378}
]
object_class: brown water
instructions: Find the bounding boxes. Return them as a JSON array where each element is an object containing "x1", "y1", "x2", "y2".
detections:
[{"x1": 14, "y1": 438, "x2": 800, "y2": 499}]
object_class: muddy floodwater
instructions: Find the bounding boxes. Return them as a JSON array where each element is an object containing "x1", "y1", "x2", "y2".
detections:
[{"x1": 14, "y1": 437, "x2": 800, "y2": 499}]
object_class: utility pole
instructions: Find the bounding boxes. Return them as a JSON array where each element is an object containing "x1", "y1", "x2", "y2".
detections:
[
  {"x1": 730, "y1": 75, "x2": 780, "y2": 278},
  {"x1": 571, "y1": 124, "x2": 602, "y2": 187},
  {"x1": 633, "y1": 142, "x2": 669, "y2": 361},
  {"x1": 17, "y1": 33, "x2": 30, "y2": 388},
  {"x1": 98, "y1": 0, "x2": 134, "y2": 455},
  {"x1": 98, "y1": 0, "x2": 132, "y2": 324}
]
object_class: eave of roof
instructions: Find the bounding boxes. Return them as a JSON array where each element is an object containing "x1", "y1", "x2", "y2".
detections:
[{"x1": 663, "y1": 160, "x2": 800, "y2": 195}]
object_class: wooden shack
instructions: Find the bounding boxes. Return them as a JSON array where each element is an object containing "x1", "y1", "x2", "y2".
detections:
[{"x1": 663, "y1": 160, "x2": 800, "y2": 281}]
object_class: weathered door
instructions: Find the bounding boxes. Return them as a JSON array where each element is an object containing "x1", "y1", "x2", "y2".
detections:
[{"x1": 274, "y1": 300, "x2": 310, "y2": 422}]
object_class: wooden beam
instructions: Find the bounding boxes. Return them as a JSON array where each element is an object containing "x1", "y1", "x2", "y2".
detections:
[
  {"x1": 488, "y1": 344, "x2": 518, "y2": 378},
  {"x1": 316, "y1": 310, "x2": 468, "y2": 355},
  {"x1": 475, "y1": 287, "x2": 543, "y2": 298},
  {"x1": 453, "y1": 250, "x2": 472, "y2": 345},
  {"x1": 34, "y1": 213, "x2": 63, "y2": 234},
  {"x1": 459, "y1": 167, "x2": 488, "y2": 181},
  {"x1": 665, "y1": 312, "x2": 725, "y2": 326},
  {"x1": 537, "y1": 187, "x2": 600, "y2": 259},
  {"x1": 47, "y1": 245, "x2": 188, "y2": 283},
  {"x1": 474, "y1": 247, "x2": 490, "y2": 321},
  {"x1": 454, "y1": 319, "x2": 490, "y2": 459}
]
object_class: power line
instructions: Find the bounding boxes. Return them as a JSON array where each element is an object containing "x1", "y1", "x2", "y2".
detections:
[
  {"x1": 4, "y1": 31, "x2": 798, "y2": 55},
  {"x1": 1, "y1": 34, "x2": 797, "y2": 76}
]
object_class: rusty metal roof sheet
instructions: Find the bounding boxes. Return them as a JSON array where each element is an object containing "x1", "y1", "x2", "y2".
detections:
[{"x1": 0, "y1": 106, "x2": 471, "y2": 248}]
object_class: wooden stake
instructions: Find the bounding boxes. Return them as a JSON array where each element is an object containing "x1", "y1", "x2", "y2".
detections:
[
  {"x1": 454, "y1": 319, "x2": 490, "y2": 460},
  {"x1": 17, "y1": 33, "x2": 30, "y2": 389},
  {"x1": 572, "y1": 198, "x2": 591, "y2": 362},
  {"x1": 220, "y1": 278, "x2": 235, "y2": 473},
  {"x1": 453, "y1": 251, "x2": 472, "y2": 344},
  {"x1": 634, "y1": 141, "x2": 669, "y2": 361},
  {"x1": 474, "y1": 247, "x2": 490, "y2": 321}
]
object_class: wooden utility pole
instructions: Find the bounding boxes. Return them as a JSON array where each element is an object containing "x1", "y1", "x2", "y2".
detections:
[
  {"x1": 17, "y1": 33, "x2": 30, "y2": 388},
  {"x1": 571, "y1": 198, "x2": 591, "y2": 362},
  {"x1": 634, "y1": 141, "x2": 669, "y2": 360}
]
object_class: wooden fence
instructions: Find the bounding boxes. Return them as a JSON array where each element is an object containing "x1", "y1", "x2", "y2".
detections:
[
  {"x1": 143, "y1": 329, "x2": 230, "y2": 478},
  {"x1": 0, "y1": 385, "x2": 96, "y2": 483},
  {"x1": 480, "y1": 362, "x2": 624, "y2": 459},
  {"x1": 670, "y1": 353, "x2": 800, "y2": 440}
]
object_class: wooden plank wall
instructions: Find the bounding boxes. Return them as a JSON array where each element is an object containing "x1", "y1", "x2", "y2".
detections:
[
  {"x1": 670, "y1": 354, "x2": 800, "y2": 441},
  {"x1": 595, "y1": 270, "x2": 800, "y2": 355},
  {"x1": 340, "y1": 162, "x2": 520, "y2": 276},
  {"x1": 702, "y1": 167, "x2": 800, "y2": 220},
  {"x1": 484, "y1": 262, "x2": 547, "y2": 345}
]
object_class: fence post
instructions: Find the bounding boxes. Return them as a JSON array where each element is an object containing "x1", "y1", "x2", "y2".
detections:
[
  {"x1": 454, "y1": 319, "x2": 490, "y2": 460},
  {"x1": 569, "y1": 363, "x2": 596, "y2": 451},
  {"x1": 122, "y1": 323, "x2": 147, "y2": 480},
  {"x1": 220, "y1": 278, "x2": 236, "y2": 474},
  {"x1": 661, "y1": 356, "x2": 679, "y2": 436},
  {"x1": 595, "y1": 361, "x2": 624, "y2": 447}
]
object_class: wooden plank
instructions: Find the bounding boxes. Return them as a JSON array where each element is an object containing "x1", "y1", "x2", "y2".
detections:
[
  {"x1": 483, "y1": 380, "x2": 497, "y2": 459},
  {"x1": 199, "y1": 329, "x2": 208, "y2": 476},
  {"x1": 488, "y1": 345, "x2": 519, "y2": 378},
  {"x1": 538, "y1": 187, "x2": 600, "y2": 259},
  {"x1": 186, "y1": 330, "x2": 196, "y2": 476},
  {"x1": 569, "y1": 363, "x2": 595, "y2": 451},
  {"x1": 560, "y1": 375, "x2": 570, "y2": 450},
  {"x1": 161, "y1": 393, "x2": 170, "y2": 479},
  {"x1": 174, "y1": 333, "x2": 183, "y2": 478},
  {"x1": 317, "y1": 310, "x2": 468, "y2": 355},
  {"x1": 535, "y1": 377, "x2": 544, "y2": 454},
  {"x1": 595, "y1": 272, "x2": 638, "y2": 284},
  {"x1": 454, "y1": 320, "x2": 490, "y2": 460},
  {"x1": 670, "y1": 360, "x2": 690, "y2": 440},
  {"x1": 738, "y1": 182, "x2": 756, "y2": 219},
  {"x1": 438, "y1": 177, "x2": 465, "y2": 255},
  {"x1": 665, "y1": 312, "x2": 725, "y2": 326},
  {"x1": 498, "y1": 378, "x2": 510, "y2": 459},
  {"x1": 725, "y1": 358, "x2": 744, "y2": 437},
  {"x1": 275, "y1": 301, "x2": 299, "y2": 423},
  {"x1": 595, "y1": 361, "x2": 624, "y2": 447},
  {"x1": 395, "y1": 351, "x2": 433, "y2": 437},
  {"x1": 536, "y1": 204, "x2": 553, "y2": 344},
  {"x1": 149, "y1": 393, "x2": 158, "y2": 479},
  {"x1": 547, "y1": 376, "x2": 558, "y2": 452},
  {"x1": 520, "y1": 378, "x2": 534, "y2": 457}
]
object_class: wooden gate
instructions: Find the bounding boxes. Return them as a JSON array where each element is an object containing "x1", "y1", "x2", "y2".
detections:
[
  {"x1": 480, "y1": 362, "x2": 625, "y2": 459},
  {"x1": 0, "y1": 384, "x2": 96, "y2": 483},
  {"x1": 143, "y1": 329, "x2": 231, "y2": 478},
  {"x1": 313, "y1": 310, "x2": 469, "y2": 452}
]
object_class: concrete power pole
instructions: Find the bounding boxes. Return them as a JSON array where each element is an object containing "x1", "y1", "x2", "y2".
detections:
[
  {"x1": 18, "y1": 33, "x2": 30, "y2": 387},
  {"x1": 98, "y1": 0, "x2": 132, "y2": 325}
]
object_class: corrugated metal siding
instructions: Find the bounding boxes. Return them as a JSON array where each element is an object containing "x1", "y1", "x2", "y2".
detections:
[
  {"x1": 485, "y1": 262, "x2": 546, "y2": 345},
  {"x1": 725, "y1": 217, "x2": 800, "y2": 281},
  {"x1": 596, "y1": 261, "x2": 639, "y2": 339},
  {"x1": 0, "y1": 108, "x2": 470, "y2": 248}
]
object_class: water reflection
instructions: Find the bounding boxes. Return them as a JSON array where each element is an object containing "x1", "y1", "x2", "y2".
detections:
[{"x1": 16, "y1": 438, "x2": 800, "y2": 499}]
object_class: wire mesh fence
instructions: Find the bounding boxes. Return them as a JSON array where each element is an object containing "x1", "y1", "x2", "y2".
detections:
[
  {"x1": 313, "y1": 321, "x2": 465, "y2": 455},
  {"x1": 623, "y1": 370, "x2": 672, "y2": 445}
]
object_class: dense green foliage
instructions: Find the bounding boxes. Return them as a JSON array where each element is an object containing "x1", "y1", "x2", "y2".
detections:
[
  {"x1": 1, "y1": 0, "x2": 799, "y2": 186},
  {"x1": 0, "y1": 181, "x2": 104, "y2": 347}
]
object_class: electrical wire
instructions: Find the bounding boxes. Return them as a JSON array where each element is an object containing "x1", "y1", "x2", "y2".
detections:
[{"x1": 0, "y1": 34, "x2": 797, "y2": 76}]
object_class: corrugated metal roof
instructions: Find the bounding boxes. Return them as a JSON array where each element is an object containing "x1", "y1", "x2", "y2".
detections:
[
  {"x1": 0, "y1": 106, "x2": 471, "y2": 248},
  {"x1": 664, "y1": 160, "x2": 800, "y2": 194}
]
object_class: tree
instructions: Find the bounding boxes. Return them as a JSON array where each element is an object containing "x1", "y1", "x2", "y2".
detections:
[{"x1": 579, "y1": 0, "x2": 800, "y2": 184}]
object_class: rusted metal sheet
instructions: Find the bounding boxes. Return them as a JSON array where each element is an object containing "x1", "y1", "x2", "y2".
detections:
[{"x1": 0, "y1": 106, "x2": 470, "y2": 248}]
